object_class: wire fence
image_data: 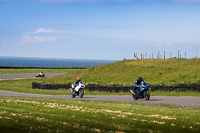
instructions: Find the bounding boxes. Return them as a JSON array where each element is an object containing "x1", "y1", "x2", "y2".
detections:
[{"x1": 133, "y1": 50, "x2": 199, "y2": 60}]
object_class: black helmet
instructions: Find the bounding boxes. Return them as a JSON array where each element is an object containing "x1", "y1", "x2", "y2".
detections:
[{"x1": 139, "y1": 77, "x2": 143, "y2": 80}]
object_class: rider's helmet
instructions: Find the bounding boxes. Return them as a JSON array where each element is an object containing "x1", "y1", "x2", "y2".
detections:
[
  {"x1": 139, "y1": 77, "x2": 143, "y2": 80},
  {"x1": 77, "y1": 77, "x2": 81, "y2": 81}
]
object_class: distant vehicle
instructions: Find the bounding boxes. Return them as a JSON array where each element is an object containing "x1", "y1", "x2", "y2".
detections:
[
  {"x1": 130, "y1": 81, "x2": 150, "y2": 100},
  {"x1": 36, "y1": 72, "x2": 45, "y2": 77},
  {"x1": 70, "y1": 82, "x2": 85, "y2": 98}
]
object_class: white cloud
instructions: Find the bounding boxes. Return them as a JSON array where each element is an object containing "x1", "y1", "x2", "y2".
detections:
[
  {"x1": 34, "y1": 28, "x2": 54, "y2": 34},
  {"x1": 34, "y1": 28, "x2": 63, "y2": 34},
  {"x1": 34, "y1": 36, "x2": 56, "y2": 43},
  {"x1": 20, "y1": 31, "x2": 56, "y2": 45},
  {"x1": 20, "y1": 27, "x2": 64, "y2": 44}
]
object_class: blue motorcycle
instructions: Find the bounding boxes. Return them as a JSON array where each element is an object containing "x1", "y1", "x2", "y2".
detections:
[{"x1": 130, "y1": 81, "x2": 150, "y2": 100}]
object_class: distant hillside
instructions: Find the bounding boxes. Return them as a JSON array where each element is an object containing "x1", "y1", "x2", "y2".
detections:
[{"x1": 46, "y1": 59, "x2": 200, "y2": 86}]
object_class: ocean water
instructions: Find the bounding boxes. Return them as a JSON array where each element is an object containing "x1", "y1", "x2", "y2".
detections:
[{"x1": 0, "y1": 56, "x2": 117, "y2": 68}]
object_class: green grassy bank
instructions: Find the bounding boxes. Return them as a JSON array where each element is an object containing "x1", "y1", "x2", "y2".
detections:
[
  {"x1": 1, "y1": 59, "x2": 200, "y2": 86},
  {"x1": 0, "y1": 59, "x2": 200, "y2": 96},
  {"x1": 45, "y1": 59, "x2": 200, "y2": 86},
  {"x1": 0, "y1": 97, "x2": 200, "y2": 133}
]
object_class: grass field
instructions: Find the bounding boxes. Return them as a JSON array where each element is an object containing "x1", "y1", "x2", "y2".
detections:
[
  {"x1": 1, "y1": 59, "x2": 200, "y2": 86},
  {"x1": 0, "y1": 97, "x2": 200, "y2": 133},
  {"x1": 0, "y1": 59, "x2": 200, "y2": 96},
  {"x1": 0, "y1": 59, "x2": 200, "y2": 132},
  {"x1": 44, "y1": 59, "x2": 200, "y2": 86}
]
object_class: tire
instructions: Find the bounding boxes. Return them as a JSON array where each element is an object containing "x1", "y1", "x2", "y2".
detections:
[
  {"x1": 71, "y1": 93, "x2": 75, "y2": 98},
  {"x1": 70, "y1": 88, "x2": 75, "y2": 98},
  {"x1": 132, "y1": 93, "x2": 138, "y2": 100},
  {"x1": 79, "y1": 89, "x2": 84, "y2": 98},
  {"x1": 144, "y1": 91, "x2": 150, "y2": 100}
]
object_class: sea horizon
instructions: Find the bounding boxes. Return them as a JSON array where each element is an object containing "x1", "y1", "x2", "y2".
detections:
[{"x1": 0, "y1": 56, "x2": 117, "y2": 68}]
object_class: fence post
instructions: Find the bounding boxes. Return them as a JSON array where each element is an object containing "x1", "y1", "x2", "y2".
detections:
[
  {"x1": 185, "y1": 52, "x2": 186, "y2": 59},
  {"x1": 164, "y1": 51, "x2": 165, "y2": 59},
  {"x1": 141, "y1": 53, "x2": 142, "y2": 60},
  {"x1": 178, "y1": 50, "x2": 180, "y2": 59},
  {"x1": 152, "y1": 53, "x2": 153, "y2": 59},
  {"x1": 195, "y1": 50, "x2": 197, "y2": 58},
  {"x1": 170, "y1": 52, "x2": 172, "y2": 59},
  {"x1": 146, "y1": 52, "x2": 147, "y2": 59}
]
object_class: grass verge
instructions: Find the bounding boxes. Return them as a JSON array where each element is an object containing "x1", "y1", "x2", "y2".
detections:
[{"x1": 0, "y1": 97, "x2": 200, "y2": 133}]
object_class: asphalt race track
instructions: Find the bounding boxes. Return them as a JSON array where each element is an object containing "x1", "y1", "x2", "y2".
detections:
[
  {"x1": 0, "y1": 73, "x2": 199, "y2": 108},
  {"x1": 0, "y1": 73, "x2": 65, "y2": 80},
  {"x1": 0, "y1": 91, "x2": 199, "y2": 108}
]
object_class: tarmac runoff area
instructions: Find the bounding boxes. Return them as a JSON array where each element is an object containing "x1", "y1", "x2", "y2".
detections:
[{"x1": 0, "y1": 91, "x2": 200, "y2": 108}]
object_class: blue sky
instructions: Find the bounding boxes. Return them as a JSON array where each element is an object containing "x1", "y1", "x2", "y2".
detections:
[{"x1": 0, "y1": 0, "x2": 200, "y2": 60}]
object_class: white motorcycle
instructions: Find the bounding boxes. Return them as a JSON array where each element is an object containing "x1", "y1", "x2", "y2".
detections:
[
  {"x1": 70, "y1": 82, "x2": 85, "y2": 98},
  {"x1": 36, "y1": 72, "x2": 45, "y2": 77}
]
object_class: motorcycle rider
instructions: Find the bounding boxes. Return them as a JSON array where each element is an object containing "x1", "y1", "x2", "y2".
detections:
[
  {"x1": 131, "y1": 77, "x2": 145, "y2": 96},
  {"x1": 72, "y1": 77, "x2": 83, "y2": 94},
  {"x1": 39, "y1": 72, "x2": 44, "y2": 76}
]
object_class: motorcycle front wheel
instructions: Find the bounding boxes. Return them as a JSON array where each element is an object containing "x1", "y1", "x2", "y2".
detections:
[
  {"x1": 70, "y1": 88, "x2": 76, "y2": 98},
  {"x1": 144, "y1": 91, "x2": 150, "y2": 100},
  {"x1": 71, "y1": 93, "x2": 75, "y2": 98},
  {"x1": 132, "y1": 91, "x2": 138, "y2": 100},
  {"x1": 79, "y1": 89, "x2": 84, "y2": 98}
]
